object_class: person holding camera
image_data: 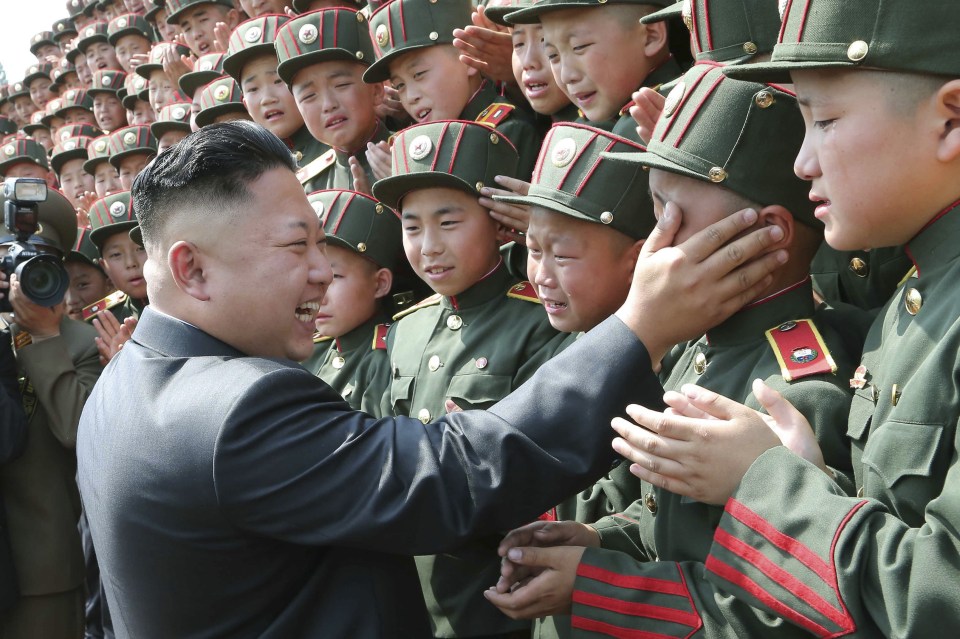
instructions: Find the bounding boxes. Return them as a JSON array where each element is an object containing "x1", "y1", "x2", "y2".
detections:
[{"x1": 0, "y1": 181, "x2": 101, "y2": 639}]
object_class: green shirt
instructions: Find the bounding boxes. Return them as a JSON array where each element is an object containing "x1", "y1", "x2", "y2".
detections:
[
  {"x1": 460, "y1": 80, "x2": 542, "y2": 180},
  {"x1": 313, "y1": 120, "x2": 391, "y2": 192}
]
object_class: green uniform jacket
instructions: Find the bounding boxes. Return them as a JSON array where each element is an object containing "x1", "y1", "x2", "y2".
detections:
[
  {"x1": 302, "y1": 316, "x2": 391, "y2": 418},
  {"x1": 810, "y1": 243, "x2": 913, "y2": 314},
  {"x1": 542, "y1": 279, "x2": 858, "y2": 639},
  {"x1": 610, "y1": 57, "x2": 683, "y2": 143},
  {"x1": 0, "y1": 317, "x2": 100, "y2": 597},
  {"x1": 290, "y1": 125, "x2": 334, "y2": 194},
  {"x1": 312, "y1": 120, "x2": 391, "y2": 192},
  {"x1": 568, "y1": 205, "x2": 960, "y2": 638},
  {"x1": 460, "y1": 80, "x2": 542, "y2": 180},
  {"x1": 384, "y1": 262, "x2": 566, "y2": 637}
]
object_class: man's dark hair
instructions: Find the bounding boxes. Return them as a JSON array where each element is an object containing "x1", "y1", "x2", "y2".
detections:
[{"x1": 132, "y1": 121, "x2": 297, "y2": 247}]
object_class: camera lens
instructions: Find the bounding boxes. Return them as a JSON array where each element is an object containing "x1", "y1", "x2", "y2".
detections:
[{"x1": 16, "y1": 255, "x2": 69, "y2": 307}]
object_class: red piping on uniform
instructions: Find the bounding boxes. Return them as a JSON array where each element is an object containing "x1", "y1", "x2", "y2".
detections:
[
  {"x1": 576, "y1": 563, "x2": 689, "y2": 597},
  {"x1": 571, "y1": 616, "x2": 679, "y2": 639},
  {"x1": 572, "y1": 591, "x2": 700, "y2": 628},
  {"x1": 768, "y1": 83, "x2": 796, "y2": 97},
  {"x1": 705, "y1": 555, "x2": 830, "y2": 637},
  {"x1": 905, "y1": 196, "x2": 960, "y2": 276},
  {"x1": 778, "y1": 0, "x2": 794, "y2": 42},
  {"x1": 674, "y1": 73, "x2": 724, "y2": 148},
  {"x1": 397, "y1": 0, "x2": 405, "y2": 43},
  {"x1": 742, "y1": 277, "x2": 809, "y2": 310},
  {"x1": 825, "y1": 500, "x2": 869, "y2": 637},
  {"x1": 689, "y1": 0, "x2": 702, "y2": 55},
  {"x1": 574, "y1": 138, "x2": 614, "y2": 196},
  {"x1": 556, "y1": 131, "x2": 598, "y2": 192},
  {"x1": 796, "y1": 0, "x2": 812, "y2": 41},
  {"x1": 333, "y1": 9, "x2": 339, "y2": 47},
  {"x1": 701, "y1": 0, "x2": 714, "y2": 52},
  {"x1": 278, "y1": 30, "x2": 294, "y2": 60},
  {"x1": 659, "y1": 65, "x2": 709, "y2": 142},
  {"x1": 444, "y1": 122, "x2": 459, "y2": 173}
]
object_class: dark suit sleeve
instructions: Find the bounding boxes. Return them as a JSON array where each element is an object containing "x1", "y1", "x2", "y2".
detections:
[
  {"x1": 214, "y1": 316, "x2": 665, "y2": 555},
  {"x1": 0, "y1": 330, "x2": 26, "y2": 464}
]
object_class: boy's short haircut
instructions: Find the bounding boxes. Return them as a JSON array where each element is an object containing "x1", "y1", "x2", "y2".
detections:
[
  {"x1": 371, "y1": 119, "x2": 519, "y2": 209},
  {"x1": 363, "y1": 0, "x2": 472, "y2": 83},
  {"x1": 496, "y1": 122, "x2": 656, "y2": 240},
  {"x1": 223, "y1": 14, "x2": 291, "y2": 82},
  {"x1": 274, "y1": 8, "x2": 376, "y2": 86},
  {"x1": 308, "y1": 189, "x2": 404, "y2": 271},
  {"x1": 605, "y1": 63, "x2": 818, "y2": 226},
  {"x1": 505, "y1": 0, "x2": 672, "y2": 25},
  {"x1": 726, "y1": 0, "x2": 960, "y2": 83}
]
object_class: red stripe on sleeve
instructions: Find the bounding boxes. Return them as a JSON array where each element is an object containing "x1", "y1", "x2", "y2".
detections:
[
  {"x1": 577, "y1": 563, "x2": 688, "y2": 597},
  {"x1": 571, "y1": 616, "x2": 687, "y2": 639},
  {"x1": 572, "y1": 590, "x2": 699, "y2": 628}
]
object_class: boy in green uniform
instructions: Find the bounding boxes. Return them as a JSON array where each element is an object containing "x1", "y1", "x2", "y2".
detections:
[
  {"x1": 495, "y1": 3, "x2": 960, "y2": 637},
  {"x1": 372, "y1": 119, "x2": 564, "y2": 639},
  {"x1": 107, "y1": 13, "x2": 154, "y2": 74},
  {"x1": 274, "y1": 8, "x2": 389, "y2": 192},
  {"x1": 223, "y1": 14, "x2": 333, "y2": 192},
  {"x1": 0, "y1": 139, "x2": 55, "y2": 182},
  {"x1": 135, "y1": 41, "x2": 191, "y2": 115},
  {"x1": 65, "y1": 227, "x2": 115, "y2": 322},
  {"x1": 366, "y1": 0, "x2": 542, "y2": 178},
  {"x1": 108, "y1": 123, "x2": 157, "y2": 189},
  {"x1": 89, "y1": 69, "x2": 128, "y2": 133},
  {"x1": 491, "y1": 63, "x2": 859, "y2": 639},
  {"x1": 301, "y1": 189, "x2": 401, "y2": 416},
  {"x1": 164, "y1": 0, "x2": 242, "y2": 58},
  {"x1": 77, "y1": 21, "x2": 121, "y2": 72},
  {"x1": 194, "y1": 77, "x2": 252, "y2": 127},
  {"x1": 84, "y1": 134, "x2": 122, "y2": 198},
  {"x1": 51, "y1": 132, "x2": 97, "y2": 212},
  {"x1": 151, "y1": 101, "x2": 192, "y2": 151},
  {"x1": 505, "y1": 0, "x2": 679, "y2": 142}
]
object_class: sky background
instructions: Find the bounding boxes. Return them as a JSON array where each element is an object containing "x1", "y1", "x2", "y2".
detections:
[{"x1": 0, "y1": 2, "x2": 71, "y2": 85}]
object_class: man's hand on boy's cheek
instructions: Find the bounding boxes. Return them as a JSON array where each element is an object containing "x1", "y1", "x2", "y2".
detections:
[
  {"x1": 9, "y1": 277, "x2": 63, "y2": 339},
  {"x1": 615, "y1": 203, "x2": 787, "y2": 368},
  {"x1": 630, "y1": 87, "x2": 665, "y2": 145},
  {"x1": 349, "y1": 157, "x2": 373, "y2": 196},
  {"x1": 452, "y1": 13, "x2": 515, "y2": 86},
  {"x1": 483, "y1": 546, "x2": 583, "y2": 619},
  {"x1": 365, "y1": 141, "x2": 392, "y2": 182}
]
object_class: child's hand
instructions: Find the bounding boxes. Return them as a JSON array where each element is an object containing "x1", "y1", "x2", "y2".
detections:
[
  {"x1": 365, "y1": 141, "x2": 393, "y2": 182},
  {"x1": 349, "y1": 157, "x2": 373, "y2": 196},
  {"x1": 128, "y1": 53, "x2": 150, "y2": 71},
  {"x1": 479, "y1": 175, "x2": 532, "y2": 238},
  {"x1": 212, "y1": 22, "x2": 231, "y2": 53},
  {"x1": 375, "y1": 85, "x2": 408, "y2": 124},
  {"x1": 452, "y1": 7, "x2": 515, "y2": 85},
  {"x1": 163, "y1": 45, "x2": 194, "y2": 88},
  {"x1": 629, "y1": 87, "x2": 665, "y2": 144}
]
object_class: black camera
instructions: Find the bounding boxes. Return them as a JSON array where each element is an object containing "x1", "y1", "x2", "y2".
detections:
[{"x1": 0, "y1": 178, "x2": 70, "y2": 314}]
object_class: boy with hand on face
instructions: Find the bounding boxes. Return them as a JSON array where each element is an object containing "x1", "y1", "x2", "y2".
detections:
[
  {"x1": 372, "y1": 119, "x2": 566, "y2": 639},
  {"x1": 366, "y1": 0, "x2": 542, "y2": 178},
  {"x1": 301, "y1": 189, "x2": 403, "y2": 417},
  {"x1": 165, "y1": 0, "x2": 242, "y2": 57},
  {"x1": 65, "y1": 228, "x2": 116, "y2": 322},
  {"x1": 223, "y1": 14, "x2": 332, "y2": 190},
  {"x1": 275, "y1": 8, "x2": 390, "y2": 194}
]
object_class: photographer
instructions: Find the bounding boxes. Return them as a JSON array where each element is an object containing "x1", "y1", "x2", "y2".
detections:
[
  {"x1": 0, "y1": 182, "x2": 101, "y2": 639},
  {"x1": 0, "y1": 316, "x2": 27, "y2": 617}
]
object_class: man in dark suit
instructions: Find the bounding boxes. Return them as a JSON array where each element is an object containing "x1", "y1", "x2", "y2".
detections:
[
  {"x1": 0, "y1": 329, "x2": 27, "y2": 616},
  {"x1": 76, "y1": 121, "x2": 787, "y2": 638}
]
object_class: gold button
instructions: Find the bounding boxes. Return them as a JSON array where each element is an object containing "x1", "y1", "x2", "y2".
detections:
[
  {"x1": 755, "y1": 90, "x2": 775, "y2": 109},
  {"x1": 475, "y1": 181, "x2": 484, "y2": 191},
  {"x1": 857, "y1": 486, "x2": 864, "y2": 498},
  {"x1": 375, "y1": 203, "x2": 384, "y2": 214},
  {"x1": 489, "y1": 133, "x2": 499, "y2": 144},
  {"x1": 418, "y1": 408, "x2": 431, "y2": 423},
  {"x1": 708, "y1": 167, "x2": 727, "y2": 183},
  {"x1": 476, "y1": 357, "x2": 488, "y2": 369},
  {"x1": 644, "y1": 493, "x2": 658, "y2": 514},
  {"x1": 428, "y1": 355, "x2": 441, "y2": 372},
  {"x1": 693, "y1": 352, "x2": 707, "y2": 375},
  {"x1": 294, "y1": 150, "x2": 303, "y2": 162},
  {"x1": 847, "y1": 40, "x2": 869, "y2": 62},
  {"x1": 891, "y1": 384, "x2": 901, "y2": 407},
  {"x1": 355, "y1": 51, "x2": 364, "y2": 60},
  {"x1": 849, "y1": 257, "x2": 868, "y2": 277},
  {"x1": 446, "y1": 315, "x2": 463, "y2": 330},
  {"x1": 429, "y1": 31, "x2": 439, "y2": 41},
  {"x1": 600, "y1": 211, "x2": 614, "y2": 225},
  {"x1": 356, "y1": 242, "x2": 367, "y2": 252},
  {"x1": 332, "y1": 356, "x2": 345, "y2": 369},
  {"x1": 743, "y1": 41, "x2": 758, "y2": 54},
  {"x1": 905, "y1": 288, "x2": 922, "y2": 315}
]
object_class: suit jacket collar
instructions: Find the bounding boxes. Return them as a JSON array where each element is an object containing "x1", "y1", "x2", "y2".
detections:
[{"x1": 132, "y1": 306, "x2": 244, "y2": 359}]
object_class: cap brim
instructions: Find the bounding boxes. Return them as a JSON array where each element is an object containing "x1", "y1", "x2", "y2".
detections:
[
  {"x1": 722, "y1": 59, "x2": 858, "y2": 84},
  {"x1": 600, "y1": 148, "x2": 709, "y2": 185},
  {"x1": 495, "y1": 191, "x2": 597, "y2": 224},
  {"x1": 66, "y1": 250, "x2": 103, "y2": 269},
  {"x1": 90, "y1": 220, "x2": 138, "y2": 250},
  {"x1": 51, "y1": 148, "x2": 90, "y2": 175},
  {"x1": 363, "y1": 44, "x2": 433, "y2": 84},
  {"x1": 482, "y1": 6, "x2": 515, "y2": 27},
  {"x1": 150, "y1": 121, "x2": 190, "y2": 139},
  {"x1": 129, "y1": 224, "x2": 143, "y2": 246},
  {"x1": 194, "y1": 104, "x2": 247, "y2": 128},
  {"x1": 278, "y1": 50, "x2": 363, "y2": 86},
  {"x1": 109, "y1": 148, "x2": 157, "y2": 169},
  {"x1": 640, "y1": 1, "x2": 681, "y2": 24},
  {"x1": 178, "y1": 71, "x2": 222, "y2": 98},
  {"x1": 372, "y1": 172, "x2": 478, "y2": 210},
  {"x1": 222, "y1": 44, "x2": 276, "y2": 82}
]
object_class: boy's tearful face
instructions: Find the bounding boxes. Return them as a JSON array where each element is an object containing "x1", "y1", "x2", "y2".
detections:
[
  {"x1": 400, "y1": 187, "x2": 502, "y2": 298},
  {"x1": 292, "y1": 61, "x2": 383, "y2": 152},
  {"x1": 511, "y1": 23, "x2": 571, "y2": 117},
  {"x1": 242, "y1": 55, "x2": 305, "y2": 141},
  {"x1": 389, "y1": 46, "x2": 479, "y2": 123},
  {"x1": 314, "y1": 244, "x2": 385, "y2": 339},
  {"x1": 99, "y1": 231, "x2": 147, "y2": 300}
]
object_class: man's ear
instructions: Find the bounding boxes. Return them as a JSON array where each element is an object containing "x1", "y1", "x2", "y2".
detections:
[
  {"x1": 642, "y1": 21, "x2": 668, "y2": 58},
  {"x1": 168, "y1": 240, "x2": 210, "y2": 301},
  {"x1": 757, "y1": 204, "x2": 794, "y2": 252},
  {"x1": 373, "y1": 267, "x2": 393, "y2": 299},
  {"x1": 936, "y1": 79, "x2": 960, "y2": 163}
]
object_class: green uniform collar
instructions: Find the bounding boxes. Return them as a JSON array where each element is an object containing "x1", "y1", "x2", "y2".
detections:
[
  {"x1": 706, "y1": 278, "x2": 814, "y2": 347},
  {"x1": 441, "y1": 259, "x2": 513, "y2": 311},
  {"x1": 288, "y1": 125, "x2": 323, "y2": 159},
  {"x1": 459, "y1": 80, "x2": 501, "y2": 121},
  {"x1": 334, "y1": 314, "x2": 388, "y2": 353},
  {"x1": 905, "y1": 199, "x2": 960, "y2": 278},
  {"x1": 334, "y1": 119, "x2": 390, "y2": 166}
]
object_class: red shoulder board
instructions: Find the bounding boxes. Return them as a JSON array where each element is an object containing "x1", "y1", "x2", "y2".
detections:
[
  {"x1": 476, "y1": 102, "x2": 514, "y2": 127},
  {"x1": 372, "y1": 323, "x2": 389, "y2": 350},
  {"x1": 506, "y1": 281, "x2": 540, "y2": 303},
  {"x1": 82, "y1": 290, "x2": 127, "y2": 322},
  {"x1": 764, "y1": 319, "x2": 837, "y2": 382}
]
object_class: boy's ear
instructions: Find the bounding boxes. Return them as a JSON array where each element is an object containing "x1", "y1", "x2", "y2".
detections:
[
  {"x1": 935, "y1": 79, "x2": 960, "y2": 163},
  {"x1": 225, "y1": 9, "x2": 242, "y2": 30},
  {"x1": 373, "y1": 267, "x2": 393, "y2": 299},
  {"x1": 642, "y1": 20, "x2": 668, "y2": 58},
  {"x1": 757, "y1": 204, "x2": 794, "y2": 251},
  {"x1": 370, "y1": 81, "x2": 385, "y2": 108},
  {"x1": 167, "y1": 240, "x2": 210, "y2": 301},
  {"x1": 623, "y1": 238, "x2": 645, "y2": 285}
]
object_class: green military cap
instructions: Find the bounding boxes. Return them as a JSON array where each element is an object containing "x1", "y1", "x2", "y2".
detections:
[
  {"x1": 53, "y1": 17, "x2": 78, "y2": 43},
  {"x1": 24, "y1": 63, "x2": 56, "y2": 88},
  {"x1": 135, "y1": 41, "x2": 192, "y2": 81},
  {"x1": 77, "y1": 21, "x2": 110, "y2": 53},
  {"x1": 195, "y1": 77, "x2": 247, "y2": 127},
  {"x1": 0, "y1": 118, "x2": 17, "y2": 137},
  {"x1": 363, "y1": 0, "x2": 471, "y2": 83},
  {"x1": 30, "y1": 31, "x2": 58, "y2": 55},
  {"x1": 373, "y1": 120, "x2": 520, "y2": 208},
  {"x1": 84, "y1": 133, "x2": 114, "y2": 173},
  {"x1": 51, "y1": 58, "x2": 79, "y2": 90},
  {"x1": 88, "y1": 190, "x2": 137, "y2": 250},
  {"x1": 108, "y1": 13, "x2": 155, "y2": 46},
  {"x1": 7, "y1": 81, "x2": 30, "y2": 102},
  {"x1": 223, "y1": 15, "x2": 290, "y2": 82},
  {"x1": 642, "y1": 0, "x2": 780, "y2": 64},
  {"x1": 506, "y1": 0, "x2": 673, "y2": 25},
  {"x1": 275, "y1": 8, "x2": 375, "y2": 85},
  {"x1": 108, "y1": 124, "x2": 158, "y2": 168},
  {"x1": 55, "y1": 89, "x2": 95, "y2": 118},
  {"x1": 88, "y1": 69, "x2": 127, "y2": 95},
  {"x1": 483, "y1": 0, "x2": 531, "y2": 27},
  {"x1": 122, "y1": 74, "x2": 150, "y2": 109},
  {"x1": 24, "y1": 112, "x2": 50, "y2": 138},
  {"x1": 179, "y1": 53, "x2": 226, "y2": 98},
  {"x1": 67, "y1": 0, "x2": 86, "y2": 18},
  {"x1": 51, "y1": 134, "x2": 98, "y2": 175},
  {"x1": 81, "y1": 0, "x2": 100, "y2": 18},
  {"x1": 67, "y1": 226, "x2": 105, "y2": 270},
  {"x1": 39, "y1": 98, "x2": 65, "y2": 128},
  {"x1": 0, "y1": 188, "x2": 77, "y2": 256},
  {"x1": 64, "y1": 38, "x2": 85, "y2": 65},
  {"x1": 496, "y1": 123, "x2": 655, "y2": 240},
  {"x1": 151, "y1": 101, "x2": 192, "y2": 138},
  {"x1": 308, "y1": 189, "x2": 404, "y2": 270},
  {"x1": 604, "y1": 63, "x2": 817, "y2": 227},
  {"x1": 54, "y1": 123, "x2": 103, "y2": 146},
  {"x1": 727, "y1": 0, "x2": 960, "y2": 83},
  {"x1": 165, "y1": 0, "x2": 236, "y2": 24},
  {"x1": 0, "y1": 139, "x2": 50, "y2": 174}
]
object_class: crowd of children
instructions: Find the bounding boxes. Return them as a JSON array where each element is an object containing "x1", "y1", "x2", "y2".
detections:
[{"x1": 1, "y1": 0, "x2": 956, "y2": 637}]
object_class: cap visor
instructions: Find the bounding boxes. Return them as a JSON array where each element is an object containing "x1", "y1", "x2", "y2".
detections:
[
  {"x1": 373, "y1": 172, "x2": 477, "y2": 210},
  {"x1": 91, "y1": 220, "x2": 138, "y2": 250},
  {"x1": 600, "y1": 148, "x2": 709, "y2": 185},
  {"x1": 363, "y1": 44, "x2": 433, "y2": 84},
  {"x1": 278, "y1": 50, "x2": 364, "y2": 86},
  {"x1": 640, "y1": 1, "x2": 681, "y2": 25},
  {"x1": 722, "y1": 59, "x2": 858, "y2": 84},
  {"x1": 495, "y1": 191, "x2": 597, "y2": 224}
]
